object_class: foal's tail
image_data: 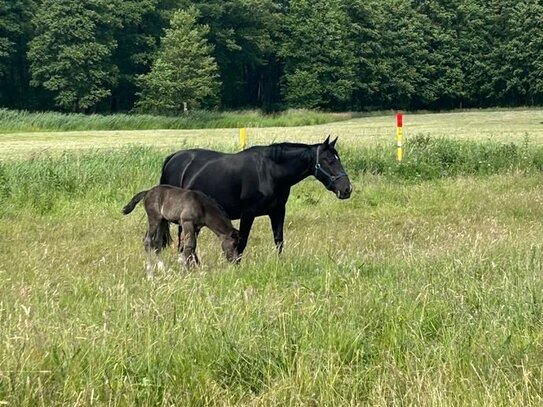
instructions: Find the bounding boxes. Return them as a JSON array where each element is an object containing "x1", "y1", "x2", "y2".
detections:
[{"x1": 122, "y1": 190, "x2": 148, "y2": 215}]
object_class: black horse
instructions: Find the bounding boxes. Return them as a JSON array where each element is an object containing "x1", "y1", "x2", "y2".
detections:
[{"x1": 160, "y1": 136, "x2": 352, "y2": 257}]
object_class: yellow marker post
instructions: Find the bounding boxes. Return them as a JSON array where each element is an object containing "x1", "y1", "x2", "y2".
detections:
[
  {"x1": 396, "y1": 112, "x2": 403, "y2": 162},
  {"x1": 240, "y1": 128, "x2": 247, "y2": 150}
]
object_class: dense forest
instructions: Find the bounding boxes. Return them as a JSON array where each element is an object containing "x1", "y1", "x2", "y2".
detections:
[{"x1": 0, "y1": 0, "x2": 542, "y2": 113}]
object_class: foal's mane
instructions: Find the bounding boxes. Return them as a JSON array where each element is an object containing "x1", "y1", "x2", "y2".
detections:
[{"x1": 193, "y1": 190, "x2": 231, "y2": 224}]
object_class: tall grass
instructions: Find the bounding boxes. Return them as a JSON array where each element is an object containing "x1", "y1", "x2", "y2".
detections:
[
  {"x1": 0, "y1": 108, "x2": 351, "y2": 133},
  {"x1": 1, "y1": 138, "x2": 543, "y2": 405},
  {"x1": 343, "y1": 134, "x2": 543, "y2": 180},
  {"x1": 1, "y1": 137, "x2": 543, "y2": 216}
]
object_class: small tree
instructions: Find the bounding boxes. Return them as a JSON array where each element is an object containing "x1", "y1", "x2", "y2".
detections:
[
  {"x1": 136, "y1": 8, "x2": 220, "y2": 113},
  {"x1": 28, "y1": 0, "x2": 119, "y2": 112}
]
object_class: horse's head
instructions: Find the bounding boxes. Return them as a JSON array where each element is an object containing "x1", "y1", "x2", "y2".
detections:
[
  {"x1": 222, "y1": 229, "x2": 240, "y2": 263},
  {"x1": 314, "y1": 136, "x2": 352, "y2": 199}
]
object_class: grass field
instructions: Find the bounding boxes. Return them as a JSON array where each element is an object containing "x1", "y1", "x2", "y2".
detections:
[
  {"x1": 1, "y1": 110, "x2": 543, "y2": 405},
  {"x1": 2, "y1": 108, "x2": 543, "y2": 159}
]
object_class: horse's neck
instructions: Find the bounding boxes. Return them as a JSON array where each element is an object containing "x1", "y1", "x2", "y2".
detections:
[{"x1": 267, "y1": 145, "x2": 314, "y2": 186}]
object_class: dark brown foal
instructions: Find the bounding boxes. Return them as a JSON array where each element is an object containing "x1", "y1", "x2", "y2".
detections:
[{"x1": 123, "y1": 185, "x2": 240, "y2": 277}]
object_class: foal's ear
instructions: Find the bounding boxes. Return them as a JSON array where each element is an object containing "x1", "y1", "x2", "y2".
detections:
[
  {"x1": 323, "y1": 135, "x2": 331, "y2": 147},
  {"x1": 330, "y1": 136, "x2": 338, "y2": 148}
]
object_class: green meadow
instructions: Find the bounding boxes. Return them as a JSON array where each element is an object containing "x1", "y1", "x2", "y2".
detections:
[{"x1": 1, "y1": 110, "x2": 542, "y2": 405}]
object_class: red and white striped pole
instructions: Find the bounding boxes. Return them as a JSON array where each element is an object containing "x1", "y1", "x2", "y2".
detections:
[{"x1": 396, "y1": 112, "x2": 403, "y2": 162}]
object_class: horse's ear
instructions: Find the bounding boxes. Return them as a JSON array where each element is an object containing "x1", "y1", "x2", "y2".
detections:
[
  {"x1": 323, "y1": 135, "x2": 331, "y2": 147},
  {"x1": 330, "y1": 136, "x2": 338, "y2": 148}
]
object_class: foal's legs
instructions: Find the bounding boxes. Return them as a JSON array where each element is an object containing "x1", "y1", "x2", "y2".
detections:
[
  {"x1": 155, "y1": 220, "x2": 167, "y2": 272},
  {"x1": 143, "y1": 214, "x2": 168, "y2": 278},
  {"x1": 177, "y1": 225, "x2": 183, "y2": 253},
  {"x1": 143, "y1": 217, "x2": 161, "y2": 278},
  {"x1": 180, "y1": 221, "x2": 199, "y2": 268},
  {"x1": 178, "y1": 224, "x2": 201, "y2": 266}
]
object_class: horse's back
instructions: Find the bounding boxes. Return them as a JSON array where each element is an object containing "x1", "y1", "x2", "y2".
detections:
[
  {"x1": 159, "y1": 147, "x2": 269, "y2": 220},
  {"x1": 160, "y1": 148, "x2": 227, "y2": 185}
]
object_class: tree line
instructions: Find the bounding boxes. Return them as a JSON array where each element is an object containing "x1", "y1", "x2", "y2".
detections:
[{"x1": 0, "y1": 0, "x2": 542, "y2": 113}]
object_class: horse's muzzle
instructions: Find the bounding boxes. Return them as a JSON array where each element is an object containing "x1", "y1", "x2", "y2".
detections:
[{"x1": 336, "y1": 184, "x2": 352, "y2": 199}]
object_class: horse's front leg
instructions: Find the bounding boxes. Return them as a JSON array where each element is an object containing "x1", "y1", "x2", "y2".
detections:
[
  {"x1": 269, "y1": 206, "x2": 286, "y2": 254},
  {"x1": 237, "y1": 214, "x2": 255, "y2": 259}
]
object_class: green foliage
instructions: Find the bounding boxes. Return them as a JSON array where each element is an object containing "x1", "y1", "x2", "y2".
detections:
[
  {"x1": 281, "y1": 0, "x2": 356, "y2": 109},
  {"x1": 28, "y1": 0, "x2": 121, "y2": 112},
  {"x1": 348, "y1": 0, "x2": 437, "y2": 109},
  {"x1": 484, "y1": 0, "x2": 543, "y2": 105},
  {"x1": 0, "y1": 0, "x2": 15, "y2": 72},
  {"x1": 136, "y1": 7, "x2": 220, "y2": 113},
  {"x1": 0, "y1": 0, "x2": 33, "y2": 75},
  {"x1": 108, "y1": 0, "x2": 161, "y2": 111},
  {"x1": 0, "y1": 0, "x2": 38, "y2": 108},
  {"x1": 1, "y1": 0, "x2": 543, "y2": 112},
  {"x1": 185, "y1": 0, "x2": 281, "y2": 109}
]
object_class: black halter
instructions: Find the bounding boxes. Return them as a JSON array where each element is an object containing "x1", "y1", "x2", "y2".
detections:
[{"x1": 314, "y1": 145, "x2": 347, "y2": 188}]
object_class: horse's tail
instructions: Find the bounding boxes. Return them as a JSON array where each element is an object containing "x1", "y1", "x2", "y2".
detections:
[
  {"x1": 122, "y1": 190, "x2": 148, "y2": 215},
  {"x1": 155, "y1": 219, "x2": 173, "y2": 250},
  {"x1": 159, "y1": 152, "x2": 176, "y2": 184}
]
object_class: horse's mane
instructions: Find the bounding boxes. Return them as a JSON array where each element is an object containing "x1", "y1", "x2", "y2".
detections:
[
  {"x1": 270, "y1": 141, "x2": 312, "y2": 148},
  {"x1": 263, "y1": 142, "x2": 314, "y2": 162}
]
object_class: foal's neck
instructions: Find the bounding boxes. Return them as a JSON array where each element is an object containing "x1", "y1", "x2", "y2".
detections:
[{"x1": 205, "y1": 205, "x2": 234, "y2": 238}]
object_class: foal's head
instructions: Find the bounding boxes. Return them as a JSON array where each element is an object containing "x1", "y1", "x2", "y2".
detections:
[{"x1": 221, "y1": 229, "x2": 240, "y2": 263}]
